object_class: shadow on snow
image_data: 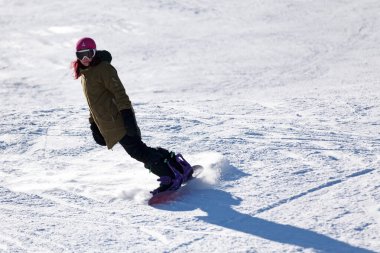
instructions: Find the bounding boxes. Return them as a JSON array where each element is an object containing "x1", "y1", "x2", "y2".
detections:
[
  {"x1": 152, "y1": 164, "x2": 375, "y2": 253},
  {"x1": 154, "y1": 188, "x2": 374, "y2": 253}
]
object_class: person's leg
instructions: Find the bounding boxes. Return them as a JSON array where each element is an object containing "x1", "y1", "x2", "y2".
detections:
[
  {"x1": 119, "y1": 134, "x2": 174, "y2": 177},
  {"x1": 119, "y1": 134, "x2": 194, "y2": 194}
]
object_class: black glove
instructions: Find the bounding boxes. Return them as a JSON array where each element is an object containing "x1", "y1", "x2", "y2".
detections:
[
  {"x1": 121, "y1": 109, "x2": 140, "y2": 137},
  {"x1": 90, "y1": 122, "x2": 106, "y2": 146}
]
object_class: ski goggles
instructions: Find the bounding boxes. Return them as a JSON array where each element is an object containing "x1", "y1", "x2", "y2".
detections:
[{"x1": 76, "y1": 49, "x2": 96, "y2": 60}]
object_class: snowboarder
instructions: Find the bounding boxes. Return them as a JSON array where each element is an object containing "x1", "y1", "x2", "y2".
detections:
[{"x1": 71, "y1": 37, "x2": 193, "y2": 195}]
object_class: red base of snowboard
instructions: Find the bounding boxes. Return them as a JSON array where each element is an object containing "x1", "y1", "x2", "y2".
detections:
[{"x1": 148, "y1": 165, "x2": 204, "y2": 205}]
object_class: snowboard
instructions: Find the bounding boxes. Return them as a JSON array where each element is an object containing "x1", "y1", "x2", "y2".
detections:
[{"x1": 148, "y1": 165, "x2": 204, "y2": 205}]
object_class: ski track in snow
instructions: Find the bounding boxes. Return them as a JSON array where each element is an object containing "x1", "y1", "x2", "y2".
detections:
[{"x1": 1, "y1": 0, "x2": 380, "y2": 252}]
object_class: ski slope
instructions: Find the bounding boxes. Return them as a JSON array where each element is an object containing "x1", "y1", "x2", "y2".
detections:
[{"x1": 0, "y1": 0, "x2": 379, "y2": 252}]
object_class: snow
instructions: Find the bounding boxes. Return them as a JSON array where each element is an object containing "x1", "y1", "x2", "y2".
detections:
[{"x1": 0, "y1": 0, "x2": 379, "y2": 252}]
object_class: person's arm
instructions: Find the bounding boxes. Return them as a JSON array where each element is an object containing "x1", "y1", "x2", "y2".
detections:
[
  {"x1": 88, "y1": 112, "x2": 106, "y2": 146},
  {"x1": 102, "y1": 63, "x2": 139, "y2": 136},
  {"x1": 102, "y1": 62, "x2": 132, "y2": 111}
]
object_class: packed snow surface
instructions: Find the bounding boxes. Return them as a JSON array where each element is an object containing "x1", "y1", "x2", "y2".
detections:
[{"x1": 0, "y1": 0, "x2": 379, "y2": 252}]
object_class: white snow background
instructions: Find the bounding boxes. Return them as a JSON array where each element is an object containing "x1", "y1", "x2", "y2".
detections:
[{"x1": 0, "y1": 0, "x2": 379, "y2": 252}]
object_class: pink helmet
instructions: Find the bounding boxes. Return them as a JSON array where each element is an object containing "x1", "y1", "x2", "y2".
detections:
[{"x1": 76, "y1": 37, "x2": 96, "y2": 51}]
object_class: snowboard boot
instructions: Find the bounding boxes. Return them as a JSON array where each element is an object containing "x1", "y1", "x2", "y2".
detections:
[
  {"x1": 155, "y1": 148, "x2": 194, "y2": 183},
  {"x1": 149, "y1": 159, "x2": 183, "y2": 195}
]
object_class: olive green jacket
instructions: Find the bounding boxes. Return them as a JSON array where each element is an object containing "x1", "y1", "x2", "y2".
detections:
[{"x1": 80, "y1": 61, "x2": 132, "y2": 149}]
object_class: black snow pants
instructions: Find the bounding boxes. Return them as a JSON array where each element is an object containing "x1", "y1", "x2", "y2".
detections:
[{"x1": 119, "y1": 134, "x2": 173, "y2": 177}]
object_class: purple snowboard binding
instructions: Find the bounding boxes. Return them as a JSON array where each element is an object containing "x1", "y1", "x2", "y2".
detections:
[
  {"x1": 150, "y1": 166, "x2": 183, "y2": 196},
  {"x1": 150, "y1": 153, "x2": 194, "y2": 196},
  {"x1": 168, "y1": 153, "x2": 194, "y2": 183}
]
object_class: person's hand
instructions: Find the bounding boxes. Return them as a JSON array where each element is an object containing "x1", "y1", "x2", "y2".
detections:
[
  {"x1": 90, "y1": 122, "x2": 106, "y2": 146},
  {"x1": 121, "y1": 109, "x2": 139, "y2": 137}
]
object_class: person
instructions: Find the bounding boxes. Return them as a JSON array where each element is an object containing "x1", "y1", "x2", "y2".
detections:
[{"x1": 71, "y1": 37, "x2": 193, "y2": 195}]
